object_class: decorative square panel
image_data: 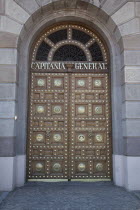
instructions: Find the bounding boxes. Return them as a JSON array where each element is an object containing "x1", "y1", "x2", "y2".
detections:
[
  {"x1": 53, "y1": 133, "x2": 62, "y2": 142},
  {"x1": 54, "y1": 79, "x2": 62, "y2": 86},
  {"x1": 95, "y1": 162, "x2": 104, "y2": 172},
  {"x1": 33, "y1": 132, "x2": 46, "y2": 144},
  {"x1": 74, "y1": 161, "x2": 89, "y2": 175},
  {"x1": 93, "y1": 105, "x2": 105, "y2": 116},
  {"x1": 35, "y1": 105, "x2": 46, "y2": 115},
  {"x1": 50, "y1": 161, "x2": 63, "y2": 174},
  {"x1": 52, "y1": 104, "x2": 63, "y2": 115},
  {"x1": 78, "y1": 162, "x2": 86, "y2": 172},
  {"x1": 94, "y1": 133, "x2": 104, "y2": 143},
  {"x1": 52, "y1": 77, "x2": 64, "y2": 89},
  {"x1": 75, "y1": 132, "x2": 88, "y2": 143},
  {"x1": 37, "y1": 78, "x2": 46, "y2": 87},
  {"x1": 32, "y1": 161, "x2": 45, "y2": 175},
  {"x1": 76, "y1": 104, "x2": 88, "y2": 116},
  {"x1": 50, "y1": 132, "x2": 64, "y2": 143},
  {"x1": 78, "y1": 106, "x2": 86, "y2": 114},
  {"x1": 94, "y1": 105, "x2": 103, "y2": 114},
  {"x1": 94, "y1": 161, "x2": 107, "y2": 175},
  {"x1": 77, "y1": 134, "x2": 86, "y2": 142},
  {"x1": 35, "y1": 77, "x2": 46, "y2": 88},
  {"x1": 76, "y1": 78, "x2": 87, "y2": 89},
  {"x1": 94, "y1": 79, "x2": 102, "y2": 87},
  {"x1": 93, "y1": 78, "x2": 104, "y2": 89}
]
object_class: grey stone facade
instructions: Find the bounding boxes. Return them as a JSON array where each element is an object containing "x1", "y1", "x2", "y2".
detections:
[{"x1": 0, "y1": 0, "x2": 140, "y2": 191}]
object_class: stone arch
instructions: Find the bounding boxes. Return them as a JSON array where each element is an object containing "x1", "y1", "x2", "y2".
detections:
[{"x1": 15, "y1": 1, "x2": 123, "y2": 187}]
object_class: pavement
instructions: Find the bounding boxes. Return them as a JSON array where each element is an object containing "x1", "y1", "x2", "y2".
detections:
[
  {"x1": 0, "y1": 181, "x2": 140, "y2": 210},
  {"x1": 0, "y1": 192, "x2": 9, "y2": 205}
]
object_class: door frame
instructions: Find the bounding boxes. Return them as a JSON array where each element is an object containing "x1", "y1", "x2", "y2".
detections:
[{"x1": 16, "y1": 16, "x2": 123, "y2": 186}]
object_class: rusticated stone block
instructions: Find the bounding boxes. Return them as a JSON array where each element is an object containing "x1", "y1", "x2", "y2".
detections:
[
  {"x1": 114, "y1": 27, "x2": 121, "y2": 43},
  {"x1": 0, "y1": 119, "x2": 15, "y2": 137},
  {"x1": 123, "y1": 119, "x2": 140, "y2": 137},
  {"x1": 0, "y1": 32, "x2": 18, "y2": 48},
  {"x1": 0, "y1": 137, "x2": 15, "y2": 157},
  {"x1": 53, "y1": 0, "x2": 65, "y2": 10},
  {"x1": 119, "y1": 18, "x2": 140, "y2": 37},
  {"x1": 123, "y1": 101, "x2": 140, "y2": 119},
  {"x1": 0, "y1": 49, "x2": 17, "y2": 65},
  {"x1": 124, "y1": 67, "x2": 140, "y2": 83},
  {"x1": 0, "y1": 16, "x2": 22, "y2": 35},
  {"x1": 123, "y1": 137, "x2": 140, "y2": 156},
  {"x1": 97, "y1": 8, "x2": 109, "y2": 23},
  {"x1": 0, "y1": 84, "x2": 16, "y2": 100},
  {"x1": 106, "y1": 17, "x2": 116, "y2": 33},
  {"x1": 0, "y1": 101, "x2": 15, "y2": 118},
  {"x1": 36, "y1": 0, "x2": 52, "y2": 7},
  {"x1": 0, "y1": 65, "x2": 17, "y2": 83},
  {"x1": 5, "y1": 0, "x2": 30, "y2": 24},
  {"x1": 14, "y1": 0, "x2": 40, "y2": 14},
  {"x1": 101, "y1": 0, "x2": 128, "y2": 16},
  {"x1": 124, "y1": 50, "x2": 140, "y2": 66},
  {"x1": 122, "y1": 84, "x2": 140, "y2": 101},
  {"x1": 87, "y1": 3, "x2": 99, "y2": 16},
  {"x1": 111, "y1": 2, "x2": 135, "y2": 25},
  {"x1": 76, "y1": 1, "x2": 89, "y2": 10},
  {"x1": 122, "y1": 34, "x2": 140, "y2": 50},
  {"x1": 0, "y1": 157, "x2": 16, "y2": 191}
]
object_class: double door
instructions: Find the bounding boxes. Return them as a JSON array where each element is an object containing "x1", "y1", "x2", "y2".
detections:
[{"x1": 27, "y1": 72, "x2": 112, "y2": 180}]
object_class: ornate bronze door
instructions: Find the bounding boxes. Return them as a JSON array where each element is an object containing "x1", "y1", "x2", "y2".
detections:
[
  {"x1": 28, "y1": 73, "x2": 69, "y2": 179},
  {"x1": 27, "y1": 72, "x2": 112, "y2": 180},
  {"x1": 69, "y1": 73, "x2": 111, "y2": 179},
  {"x1": 27, "y1": 23, "x2": 112, "y2": 181}
]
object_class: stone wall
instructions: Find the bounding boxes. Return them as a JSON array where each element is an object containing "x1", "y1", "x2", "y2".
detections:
[{"x1": 0, "y1": 0, "x2": 140, "y2": 191}]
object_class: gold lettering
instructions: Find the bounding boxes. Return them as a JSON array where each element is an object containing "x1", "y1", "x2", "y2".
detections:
[
  {"x1": 31, "y1": 62, "x2": 106, "y2": 70},
  {"x1": 83, "y1": 63, "x2": 88, "y2": 69}
]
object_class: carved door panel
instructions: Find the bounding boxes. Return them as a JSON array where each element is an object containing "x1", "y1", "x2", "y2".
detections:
[
  {"x1": 69, "y1": 73, "x2": 112, "y2": 179},
  {"x1": 27, "y1": 72, "x2": 112, "y2": 180},
  {"x1": 27, "y1": 73, "x2": 69, "y2": 179}
]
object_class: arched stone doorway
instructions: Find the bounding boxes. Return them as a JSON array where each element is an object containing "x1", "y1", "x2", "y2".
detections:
[
  {"x1": 27, "y1": 23, "x2": 112, "y2": 180},
  {"x1": 15, "y1": 2, "x2": 124, "y2": 189},
  {"x1": 1, "y1": 0, "x2": 140, "y2": 191}
]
